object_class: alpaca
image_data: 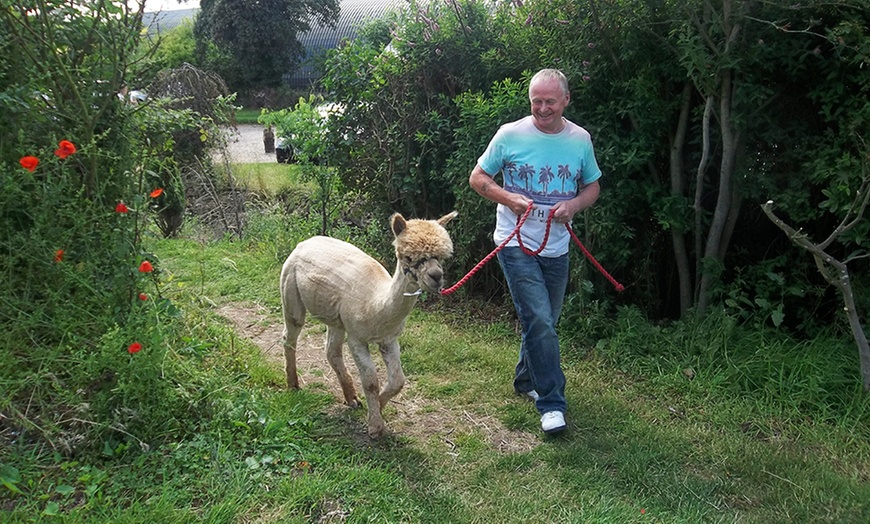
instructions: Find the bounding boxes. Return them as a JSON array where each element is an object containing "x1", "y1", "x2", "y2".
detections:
[{"x1": 280, "y1": 211, "x2": 458, "y2": 438}]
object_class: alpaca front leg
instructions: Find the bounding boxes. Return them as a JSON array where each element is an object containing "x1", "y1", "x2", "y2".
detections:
[
  {"x1": 325, "y1": 327, "x2": 360, "y2": 408},
  {"x1": 378, "y1": 340, "x2": 406, "y2": 409},
  {"x1": 348, "y1": 338, "x2": 387, "y2": 438}
]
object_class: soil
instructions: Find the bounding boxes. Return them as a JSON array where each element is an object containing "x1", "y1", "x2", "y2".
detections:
[{"x1": 216, "y1": 302, "x2": 538, "y2": 452}]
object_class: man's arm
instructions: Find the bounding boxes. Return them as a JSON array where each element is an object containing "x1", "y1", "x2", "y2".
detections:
[{"x1": 469, "y1": 164, "x2": 532, "y2": 216}]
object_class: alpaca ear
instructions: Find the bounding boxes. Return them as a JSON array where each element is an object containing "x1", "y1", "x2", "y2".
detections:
[
  {"x1": 437, "y1": 211, "x2": 458, "y2": 226},
  {"x1": 391, "y1": 213, "x2": 407, "y2": 237}
]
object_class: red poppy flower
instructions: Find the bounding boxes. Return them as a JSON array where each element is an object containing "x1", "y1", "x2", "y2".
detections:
[
  {"x1": 138, "y1": 293, "x2": 148, "y2": 301},
  {"x1": 149, "y1": 188, "x2": 163, "y2": 198},
  {"x1": 19, "y1": 156, "x2": 39, "y2": 172},
  {"x1": 54, "y1": 140, "x2": 77, "y2": 159},
  {"x1": 138, "y1": 260, "x2": 154, "y2": 273},
  {"x1": 115, "y1": 202, "x2": 129, "y2": 213},
  {"x1": 128, "y1": 342, "x2": 142, "y2": 354},
  {"x1": 54, "y1": 249, "x2": 64, "y2": 263}
]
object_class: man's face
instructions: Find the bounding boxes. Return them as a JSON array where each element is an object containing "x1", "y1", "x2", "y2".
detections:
[{"x1": 529, "y1": 78, "x2": 570, "y2": 134}]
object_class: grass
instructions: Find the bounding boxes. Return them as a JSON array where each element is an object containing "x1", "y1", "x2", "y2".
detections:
[
  {"x1": 227, "y1": 162, "x2": 309, "y2": 197},
  {"x1": 3, "y1": 194, "x2": 870, "y2": 522},
  {"x1": 235, "y1": 107, "x2": 262, "y2": 125}
]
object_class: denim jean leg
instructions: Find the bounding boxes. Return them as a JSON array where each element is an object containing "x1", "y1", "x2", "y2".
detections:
[{"x1": 498, "y1": 248, "x2": 569, "y2": 414}]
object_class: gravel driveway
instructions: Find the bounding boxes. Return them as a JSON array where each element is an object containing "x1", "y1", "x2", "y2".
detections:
[{"x1": 221, "y1": 124, "x2": 276, "y2": 164}]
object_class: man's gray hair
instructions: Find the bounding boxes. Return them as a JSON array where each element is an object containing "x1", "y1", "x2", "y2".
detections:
[{"x1": 529, "y1": 69, "x2": 569, "y2": 97}]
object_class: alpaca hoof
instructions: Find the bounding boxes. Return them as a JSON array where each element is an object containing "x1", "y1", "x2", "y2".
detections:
[
  {"x1": 367, "y1": 424, "x2": 387, "y2": 439},
  {"x1": 347, "y1": 397, "x2": 362, "y2": 409}
]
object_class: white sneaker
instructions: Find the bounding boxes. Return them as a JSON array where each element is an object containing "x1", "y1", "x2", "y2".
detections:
[{"x1": 541, "y1": 411, "x2": 566, "y2": 434}]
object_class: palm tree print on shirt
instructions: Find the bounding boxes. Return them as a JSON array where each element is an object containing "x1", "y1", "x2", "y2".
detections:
[
  {"x1": 518, "y1": 164, "x2": 534, "y2": 191},
  {"x1": 504, "y1": 161, "x2": 517, "y2": 186},
  {"x1": 558, "y1": 164, "x2": 572, "y2": 192},
  {"x1": 538, "y1": 165, "x2": 554, "y2": 194}
]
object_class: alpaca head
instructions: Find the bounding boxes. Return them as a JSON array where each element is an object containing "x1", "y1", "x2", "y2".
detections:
[{"x1": 391, "y1": 211, "x2": 458, "y2": 294}]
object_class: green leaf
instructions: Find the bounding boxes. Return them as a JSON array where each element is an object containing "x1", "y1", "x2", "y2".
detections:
[
  {"x1": 0, "y1": 465, "x2": 23, "y2": 495},
  {"x1": 771, "y1": 306, "x2": 785, "y2": 327},
  {"x1": 55, "y1": 485, "x2": 75, "y2": 496},
  {"x1": 43, "y1": 501, "x2": 60, "y2": 516}
]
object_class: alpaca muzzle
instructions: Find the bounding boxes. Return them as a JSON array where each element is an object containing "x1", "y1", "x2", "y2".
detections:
[{"x1": 403, "y1": 258, "x2": 444, "y2": 294}]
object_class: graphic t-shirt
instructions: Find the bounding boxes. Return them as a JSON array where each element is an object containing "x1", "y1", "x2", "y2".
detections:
[{"x1": 477, "y1": 116, "x2": 602, "y2": 257}]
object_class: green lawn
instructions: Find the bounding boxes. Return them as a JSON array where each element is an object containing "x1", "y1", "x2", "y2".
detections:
[
  {"x1": 227, "y1": 162, "x2": 311, "y2": 196},
  {"x1": 235, "y1": 107, "x2": 262, "y2": 124}
]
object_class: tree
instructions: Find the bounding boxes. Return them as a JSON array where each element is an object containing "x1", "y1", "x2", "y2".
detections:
[
  {"x1": 260, "y1": 96, "x2": 345, "y2": 235},
  {"x1": 146, "y1": 18, "x2": 198, "y2": 72},
  {"x1": 194, "y1": 0, "x2": 339, "y2": 90}
]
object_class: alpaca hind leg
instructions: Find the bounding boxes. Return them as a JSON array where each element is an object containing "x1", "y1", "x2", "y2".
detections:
[
  {"x1": 378, "y1": 340, "x2": 406, "y2": 409},
  {"x1": 325, "y1": 327, "x2": 360, "y2": 408},
  {"x1": 347, "y1": 338, "x2": 386, "y2": 438},
  {"x1": 281, "y1": 308, "x2": 305, "y2": 390}
]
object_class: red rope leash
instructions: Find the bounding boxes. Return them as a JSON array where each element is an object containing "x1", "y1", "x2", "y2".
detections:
[{"x1": 440, "y1": 202, "x2": 624, "y2": 296}]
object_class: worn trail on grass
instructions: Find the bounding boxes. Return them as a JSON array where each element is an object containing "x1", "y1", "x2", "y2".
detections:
[{"x1": 218, "y1": 303, "x2": 537, "y2": 453}]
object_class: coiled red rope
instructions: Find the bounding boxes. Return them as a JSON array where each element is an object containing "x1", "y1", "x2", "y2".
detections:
[{"x1": 440, "y1": 202, "x2": 624, "y2": 296}]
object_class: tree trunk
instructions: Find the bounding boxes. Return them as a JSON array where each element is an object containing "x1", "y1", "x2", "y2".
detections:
[
  {"x1": 694, "y1": 96, "x2": 714, "y2": 299},
  {"x1": 697, "y1": 69, "x2": 739, "y2": 315},
  {"x1": 670, "y1": 82, "x2": 694, "y2": 317}
]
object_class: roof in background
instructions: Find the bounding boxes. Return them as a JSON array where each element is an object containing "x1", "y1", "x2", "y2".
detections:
[{"x1": 289, "y1": 0, "x2": 403, "y2": 87}]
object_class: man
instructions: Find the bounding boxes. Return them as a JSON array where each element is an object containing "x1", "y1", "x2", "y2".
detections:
[{"x1": 469, "y1": 69, "x2": 602, "y2": 434}]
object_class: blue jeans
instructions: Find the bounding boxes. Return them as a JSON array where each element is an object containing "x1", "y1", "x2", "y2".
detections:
[{"x1": 497, "y1": 247, "x2": 569, "y2": 415}]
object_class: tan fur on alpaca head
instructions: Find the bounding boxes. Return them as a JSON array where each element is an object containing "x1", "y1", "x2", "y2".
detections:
[{"x1": 391, "y1": 211, "x2": 457, "y2": 261}]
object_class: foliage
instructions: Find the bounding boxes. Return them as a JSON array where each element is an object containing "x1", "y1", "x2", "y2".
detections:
[
  {"x1": 318, "y1": 0, "x2": 870, "y2": 335},
  {"x1": 320, "y1": 0, "x2": 506, "y2": 220},
  {"x1": 0, "y1": 0, "x2": 224, "y2": 463},
  {"x1": 141, "y1": 18, "x2": 198, "y2": 73},
  {"x1": 147, "y1": 62, "x2": 238, "y2": 237},
  {"x1": 260, "y1": 96, "x2": 349, "y2": 235},
  {"x1": 194, "y1": 0, "x2": 340, "y2": 91}
]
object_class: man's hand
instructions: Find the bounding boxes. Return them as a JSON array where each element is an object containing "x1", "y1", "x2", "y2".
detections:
[
  {"x1": 506, "y1": 193, "x2": 534, "y2": 217},
  {"x1": 552, "y1": 181, "x2": 601, "y2": 223}
]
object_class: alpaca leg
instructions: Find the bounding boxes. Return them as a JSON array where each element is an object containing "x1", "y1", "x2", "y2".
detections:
[
  {"x1": 325, "y1": 327, "x2": 360, "y2": 408},
  {"x1": 347, "y1": 337, "x2": 386, "y2": 438},
  {"x1": 378, "y1": 340, "x2": 406, "y2": 409},
  {"x1": 282, "y1": 323, "x2": 302, "y2": 389},
  {"x1": 280, "y1": 288, "x2": 305, "y2": 390}
]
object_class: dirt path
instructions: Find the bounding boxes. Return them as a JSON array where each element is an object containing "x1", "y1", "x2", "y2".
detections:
[{"x1": 217, "y1": 303, "x2": 537, "y2": 452}]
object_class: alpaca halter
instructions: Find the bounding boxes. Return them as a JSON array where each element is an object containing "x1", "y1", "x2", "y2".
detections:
[{"x1": 401, "y1": 258, "x2": 434, "y2": 296}]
